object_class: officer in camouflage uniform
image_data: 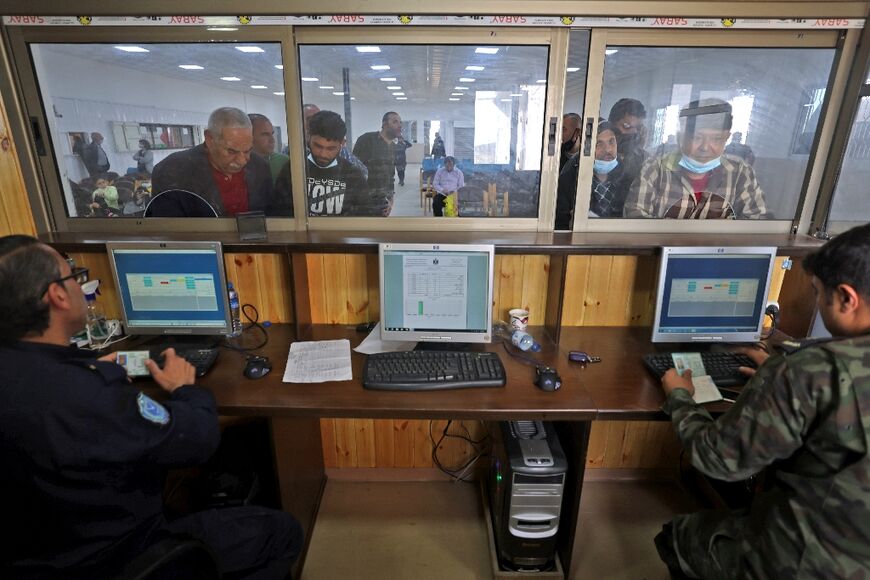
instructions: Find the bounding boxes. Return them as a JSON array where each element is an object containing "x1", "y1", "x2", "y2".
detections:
[{"x1": 655, "y1": 222, "x2": 870, "y2": 579}]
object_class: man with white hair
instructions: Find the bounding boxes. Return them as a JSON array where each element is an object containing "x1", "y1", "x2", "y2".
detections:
[{"x1": 151, "y1": 107, "x2": 279, "y2": 217}]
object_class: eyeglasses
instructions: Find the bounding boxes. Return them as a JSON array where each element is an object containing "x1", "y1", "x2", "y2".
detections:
[{"x1": 44, "y1": 267, "x2": 90, "y2": 295}]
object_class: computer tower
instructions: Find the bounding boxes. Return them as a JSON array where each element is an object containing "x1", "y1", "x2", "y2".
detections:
[{"x1": 489, "y1": 421, "x2": 568, "y2": 571}]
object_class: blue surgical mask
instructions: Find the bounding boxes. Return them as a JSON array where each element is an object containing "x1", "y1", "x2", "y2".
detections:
[
  {"x1": 678, "y1": 155, "x2": 721, "y2": 174},
  {"x1": 593, "y1": 158, "x2": 618, "y2": 175}
]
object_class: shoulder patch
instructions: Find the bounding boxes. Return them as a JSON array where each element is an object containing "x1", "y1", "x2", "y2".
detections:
[{"x1": 137, "y1": 392, "x2": 170, "y2": 426}]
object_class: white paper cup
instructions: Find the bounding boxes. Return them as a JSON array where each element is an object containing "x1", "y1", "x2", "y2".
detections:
[{"x1": 509, "y1": 308, "x2": 529, "y2": 330}]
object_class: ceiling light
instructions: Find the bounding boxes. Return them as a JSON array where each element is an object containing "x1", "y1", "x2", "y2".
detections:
[
  {"x1": 454, "y1": 86, "x2": 469, "y2": 90},
  {"x1": 370, "y1": 65, "x2": 391, "y2": 71},
  {"x1": 251, "y1": 85, "x2": 268, "y2": 89},
  {"x1": 459, "y1": 78, "x2": 476, "y2": 82},
  {"x1": 510, "y1": 93, "x2": 523, "y2": 97},
  {"x1": 275, "y1": 64, "x2": 284, "y2": 70},
  {"x1": 301, "y1": 77, "x2": 319, "y2": 82},
  {"x1": 387, "y1": 86, "x2": 402, "y2": 90},
  {"x1": 566, "y1": 67, "x2": 580, "y2": 72},
  {"x1": 356, "y1": 46, "x2": 381, "y2": 53},
  {"x1": 178, "y1": 64, "x2": 204, "y2": 70},
  {"x1": 207, "y1": 27, "x2": 238, "y2": 31},
  {"x1": 449, "y1": 98, "x2": 460, "y2": 101},
  {"x1": 536, "y1": 79, "x2": 547, "y2": 83},
  {"x1": 318, "y1": 85, "x2": 335, "y2": 89},
  {"x1": 235, "y1": 46, "x2": 265, "y2": 53},
  {"x1": 350, "y1": 97, "x2": 356, "y2": 100},
  {"x1": 273, "y1": 91, "x2": 285, "y2": 96},
  {"x1": 396, "y1": 97, "x2": 407, "y2": 100},
  {"x1": 500, "y1": 98, "x2": 512, "y2": 102},
  {"x1": 220, "y1": 76, "x2": 241, "y2": 81},
  {"x1": 465, "y1": 65, "x2": 485, "y2": 71},
  {"x1": 475, "y1": 47, "x2": 499, "y2": 54},
  {"x1": 115, "y1": 46, "x2": 149, "y2": 53},
  {"x1": 392, "y1": 92, "x2": 405, "y2": 96},
  {"x1": 606, "y1": 49, "x2": 619, "y2": 55},
  {"x1": 333, "y1": 91, "x2": 345, "y2": 96},
  {"x1": 451, "y1": 93, "x2": 463, "y2": 96},
  {"x1": 379, "y1": 77, "x2": 397, "y2": 82}
]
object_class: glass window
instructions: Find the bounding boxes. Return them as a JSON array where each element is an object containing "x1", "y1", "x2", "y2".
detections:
[
  {"x1": 589, "y1": 46, "x2": 835, "y2": 221},
  {"x1": 556, "y1": 29, "x2": 590, "y2": 230},
  {"x1": 29, "y1": 42, "x2": 289, "y2": 218},
  {"x1": 297, "y1": 44, "x2": 549, "y2": 218},
  {"x1": 828, "y1": 91, "x2": 870, "y2": 230}
]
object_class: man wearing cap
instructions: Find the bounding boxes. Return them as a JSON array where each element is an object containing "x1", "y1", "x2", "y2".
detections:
[{"x1": 623, "y1": 98, "x2": 768, "y2": 219}]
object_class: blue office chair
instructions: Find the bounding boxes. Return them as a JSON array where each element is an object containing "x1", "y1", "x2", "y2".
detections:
[
  {"x1": 114, "y1": 535, "x2": 220, "y2": 580},
  {"x1": 144, "y1": 189, "x2": 219, "y2": 218}
]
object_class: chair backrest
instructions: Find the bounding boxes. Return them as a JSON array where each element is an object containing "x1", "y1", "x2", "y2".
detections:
[{"x1": 114, "y1": 536, "x2": 220, "y2": 580}]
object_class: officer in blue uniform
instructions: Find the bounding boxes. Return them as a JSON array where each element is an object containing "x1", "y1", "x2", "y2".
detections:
[{"x1": 0, "y1": 235, "x2": 303, "y2": 578}]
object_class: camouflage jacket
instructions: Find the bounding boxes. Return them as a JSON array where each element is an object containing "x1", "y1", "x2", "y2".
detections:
[{"x1": 663, "y1": 335, "x2": 870, "y2": 578}]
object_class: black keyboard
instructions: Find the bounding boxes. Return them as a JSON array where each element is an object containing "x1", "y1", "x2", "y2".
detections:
[
  {"x1": 150, "y1": 347, "x2": 220, "y2": 378},
  {"x1": 363, "y1": 350, "x2": 507, "y2": 391},
  {"x1": 643, "y1": 351, "x2": 757, "y2": 387}
]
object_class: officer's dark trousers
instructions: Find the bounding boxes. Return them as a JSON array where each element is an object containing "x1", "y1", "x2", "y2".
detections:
[
  {"x1": 167, "y1": 505, "x2": 304, "y2": 579},
  {"x1": 655, "y1": 508, "x2": 744, "y2": 580}
]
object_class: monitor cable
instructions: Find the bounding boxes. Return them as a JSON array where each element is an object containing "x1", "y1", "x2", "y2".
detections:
[
  {"x1": 221, "y1": 303, "x2": 269, "y2": 353},
  {"x1": 429, "y1": 420, "x2": 490, "y2": 483}
]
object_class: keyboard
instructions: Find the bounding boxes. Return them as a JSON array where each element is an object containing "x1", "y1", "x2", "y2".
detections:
[
  {"x1": 363, "y1": 350, "x2": 507, "y2": 391},
  {"x1": 643, "y1": 351, "x2": 757, "y2": 387},
  {"x1": 150, "y1": 347, "x2": 220, "y2": 378}
]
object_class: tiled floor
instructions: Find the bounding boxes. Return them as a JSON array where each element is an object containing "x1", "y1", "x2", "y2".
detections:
[{"x1": 300, "y1": 478, "x2": 700, "y2": 580}]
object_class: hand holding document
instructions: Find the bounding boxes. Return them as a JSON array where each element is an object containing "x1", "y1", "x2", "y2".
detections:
[
  {"x1": 283, "y1": 339, "x2": 353, "y2": 383},
  {"x1": 671, "y1": 353, "x2": 723, "y2": 404}
]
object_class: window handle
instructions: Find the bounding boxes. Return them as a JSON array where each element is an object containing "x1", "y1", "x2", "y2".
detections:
[
  {"x1": 30, "y1": 117, "x2": 46, "y2": 156},
  {"x1": 547, "y1": 116, "x2": 558, "y2": 156},
  {"x1": 583, "y1": 117, "x2": 594, "y2": 156}
]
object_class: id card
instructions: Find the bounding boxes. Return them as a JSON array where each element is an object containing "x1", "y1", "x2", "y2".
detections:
[{"x1": 116, "y1": 350, "x2": 150, "y2": 377}]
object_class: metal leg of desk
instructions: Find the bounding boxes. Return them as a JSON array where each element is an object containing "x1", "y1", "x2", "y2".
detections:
[
  {"x1": 555, "y1": 420, "x2": 592, "y2": 576},
  {"x1": 270, "y1": 417, "x2": 326, "y2": 577}
]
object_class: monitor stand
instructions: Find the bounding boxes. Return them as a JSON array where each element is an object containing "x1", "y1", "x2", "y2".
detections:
[{"x1": 414, "y1": 341, "x2": 483, "y2": 352}]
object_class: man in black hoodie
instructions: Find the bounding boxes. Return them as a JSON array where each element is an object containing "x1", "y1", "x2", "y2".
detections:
[{"x1": 306, "y1": 111, "x2": 370, "y2": 216}]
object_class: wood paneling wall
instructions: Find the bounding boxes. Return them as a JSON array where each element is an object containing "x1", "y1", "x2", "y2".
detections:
[{"x1": 0, "y1": 89, "x2": 36, "y2": 237}]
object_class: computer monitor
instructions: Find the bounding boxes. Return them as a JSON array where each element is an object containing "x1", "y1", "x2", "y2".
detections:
[
  {"x1": 379, "y1": 243, "x2": 495, "y2": 344},
  {"x1": 106, "y1": 241, "x2": 232, "y2": 336},
  {"x1": 652, "y1": 246, "x2": 777, "y2": 344}
]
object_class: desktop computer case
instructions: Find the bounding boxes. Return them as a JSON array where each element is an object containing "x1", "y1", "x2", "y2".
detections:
[{"x1": 489, "y1": 421, "x2": 567, "y2": 571}]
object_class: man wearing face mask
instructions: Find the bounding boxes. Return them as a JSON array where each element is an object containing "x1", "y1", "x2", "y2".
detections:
[
  {"x1": 623, "y1": 98, "x2": 768, "y2": 219},
  {"x1": 559, "y1": 113, "x2": 582, "y2": 172},
  {"x1": 653, "y1": 223, "x2": 870, "y2": 579},
  {"x1": 608, "y1": 98, "x2": 648, "y2": 188}
]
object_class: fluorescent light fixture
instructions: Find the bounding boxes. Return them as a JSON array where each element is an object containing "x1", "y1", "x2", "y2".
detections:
[
  {"x1": 379, "y1": 77, "x2": 397, "y2": 82},
  {"x1": 392, "y1": 92, "x2": 405, "y2": 96},
  {"x1": 566, "y1": 67, "x2": 580, "y2": 72},
  {"x1": 273, "y1": 91, "x2": 285, "y2": 96},
  {"x1": 386, "y1": 86, "x2": 402, "y2": 90},
  {"x1": 459, "y1": 78, "x2": 476, "y2": 82},
  {"x1": 370, "y1": 65, "x2": 391, "y2": 71},
  {"x1": 500, "y1": 98, "x2": 512, "y2": 102},
  {"x1": 449, "y1": 98, "x2": 460, "y2": 101},
  {"x1": 454, "y1": 86, "x2": 469, "y2": 90},
  {"x1": 465, "y1": 65, "x2": 485, "y2": 71},
  {"x1": 333, "y1": 91, "x2": 345, "y2": 96},
  {"x1": 396, "y1": 97, "x2": 408, "y2": 100},
  {"x1": 251, "y1": 85, "x2": 268, "y2": 89},
  {"x1": 220, "y1": 76, "x2": 241, "y2": 81},
  {"x1": 318, "y1": 85, "x2": 335, "y2": 89},
  {"x1": 350, "y1": 97, "x2": 356, "y2": 100},
  {"x1": 605, "y1": 49, "x2": 619, "y2": 55},
  {"x1": 178, "y1": 64, "x2": 204, "y2": 70},
  {"x1": 475, "y1": 47, "x2": 499, "y2": 55},
  {"x1": 207, "y1": 27, "x2": 238, "y2": 31},
  {"x1": 301, "y1": 77, "x2": 319, "y2": 82},
  {"x1": 235, "y1": 46, "x2": 265, "y2": 53},
  {"x1": 536, "y1": 79, "x2": 547, "y2": 83},
  {"x1": 356, "y1": 46, "x2": 381, "y2": 53},
  {"x1": 451, "y1": 92, "x2": 463, "y2": 96},
  {"x1": 510, "y1": 93, "x2": 523, "y2": 97},
  {"x1": 274, "y1": 64, "x2": 284, "y2": 70},
  {"x1": 115, "y1": 46, "x2": 149, "y2": 53}
]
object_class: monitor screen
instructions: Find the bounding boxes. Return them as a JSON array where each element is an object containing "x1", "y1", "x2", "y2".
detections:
[
  {"x1": 379, "y1": 243, "x2": 495, "y2": 344},
  {"x1": 652, "y1": 246, "x2": 777, "y2": 343},
  {"x1": 106, "y1": 241, "x2": 231, "y2": 336}
]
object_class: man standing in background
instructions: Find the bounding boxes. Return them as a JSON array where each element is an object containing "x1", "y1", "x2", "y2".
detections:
[
  {"x1": 353, "y1": 111, "x2": 403, "y2": 216},
  {"x1": 248, "y1": 113, "x2": 289, "y2": 184},
  {"x1": 82, "y1": 132, "x2": 110, "y2": 177}
]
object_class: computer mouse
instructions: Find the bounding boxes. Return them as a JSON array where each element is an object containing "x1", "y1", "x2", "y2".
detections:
[
  {"x1": 534, "y1": 366, "x2": 561, "y2": 392},
  {"x1": 243, "y1": 356, "x2": 272, "y2": 379}
]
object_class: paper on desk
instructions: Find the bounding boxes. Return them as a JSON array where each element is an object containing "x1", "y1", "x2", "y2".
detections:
[
  {"x1": 691, "y1": 375, "x2": 724, "y2": 404},
  {"x1": 353, "y1": 323, "x2": 417, "y2": 355},
  {"x1": 672, "y1": 352, "x2": 706, "y2": 377},
  {"x1": 282, "y1": 339, "x2": 353, "y2": 383}
]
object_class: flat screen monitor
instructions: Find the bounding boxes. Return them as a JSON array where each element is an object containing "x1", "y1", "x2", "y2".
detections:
[
  {"x1": 106, "y1": 241, "x2": 231, "y2": 336},
  {"x1": 652, "y1": 246, "x2": 777, "y2": 344},
  {"x1": 379, "y1": 243, "x2": 495, "y2": 344}
]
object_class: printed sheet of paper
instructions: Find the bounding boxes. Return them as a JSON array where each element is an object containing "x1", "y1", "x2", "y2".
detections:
[
  {"x1": 282, "y1": 339, "x2": 353, "y2": 383},
  {"x1": 353, "y1": 323, "x2": 417, "y2": 355},
  {"x1": 691, "y1": 374, "x2": 724, "y2": 404},
  {"x1": 671, "y1": 352, "x2": 706, "y2": 377}
]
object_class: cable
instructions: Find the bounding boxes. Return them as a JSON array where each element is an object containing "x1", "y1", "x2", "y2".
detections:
[
  {"x1": 500, "y1": 340, "x2": 540, "y2": 367},
  {"x1": 221, "y1": 303, "x2": 269, "y2": 352},
  {"x1": 428, "y1": 420, "x2": 491, "y2": 483}
]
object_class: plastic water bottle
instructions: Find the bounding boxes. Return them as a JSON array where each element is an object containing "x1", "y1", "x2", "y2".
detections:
[
  {"x1": 511, "y1": 330, "x2": 541, "y2": 352},
  {"x1": 80, "y1": 280, "x2": 109, "y2": 345},
  {"x1": 227, "y1": 282, "x2": 242, "y2": 337}
]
